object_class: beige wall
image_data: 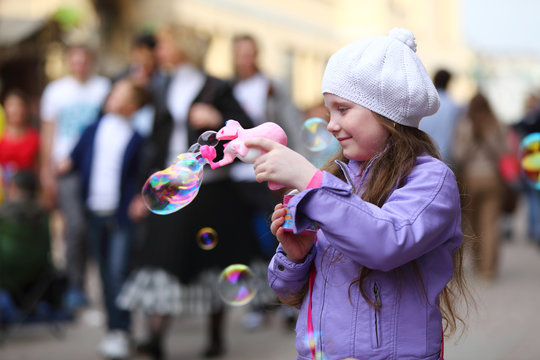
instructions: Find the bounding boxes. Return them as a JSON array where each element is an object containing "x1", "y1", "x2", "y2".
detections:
[
  {"x1": 2, "y1": 0, "x2": 476, "y2": 110},
  {"x1": 164, "y1": 0, "x2": 475, "y2": 109}
]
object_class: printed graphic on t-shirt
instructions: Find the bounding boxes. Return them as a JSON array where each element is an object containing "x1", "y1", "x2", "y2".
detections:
[{"x1": 58, "y1": 103, "x2": 101, "y2": 139}]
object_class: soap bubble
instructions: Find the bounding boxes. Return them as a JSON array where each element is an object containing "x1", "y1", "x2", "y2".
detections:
[
  {"x1": 217, "y1": 264, "x2": 258, "y2": 306},
  {"x1": 305, "y1": 330, "x2": 322, "y2": 355},
  {"x1": 197, "y1": 227, "x2": 218, "y2": 250},
  {"x1": 301, "y1": 117, "x2": 334, "y2": 152},
  {"x1": 172, "y1": 152, "x2": 206, "y2": 173},
  {"x1": 198, "y1": 130, "x2": 219, "y2": 146},
  {"x1": 142, "y1": 152, "x2": 206, "y2": 215},
  {"x1": 521, "y1": 132, "x2": 540, "y2": 190}
]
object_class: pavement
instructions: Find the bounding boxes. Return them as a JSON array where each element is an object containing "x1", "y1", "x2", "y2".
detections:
[{"x1": 1, "y1": 201, "x2": 540, "y2": 360}]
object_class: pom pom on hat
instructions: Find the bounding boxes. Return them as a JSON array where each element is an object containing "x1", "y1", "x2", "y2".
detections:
[{"x1": 321, "y1": 28, "x2": 439, "y2": 128}]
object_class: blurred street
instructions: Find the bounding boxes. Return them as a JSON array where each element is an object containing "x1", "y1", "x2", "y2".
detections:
[{"x1": 1, "y1": 200, "x2": 540, "y2": 360}]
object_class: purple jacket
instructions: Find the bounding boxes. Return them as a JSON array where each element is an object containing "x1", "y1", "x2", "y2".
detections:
[{"x1": 268, "y1": 155, "x2": 462, "y2": 360}]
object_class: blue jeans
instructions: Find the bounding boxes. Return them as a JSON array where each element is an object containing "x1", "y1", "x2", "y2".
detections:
[{"x1": 88, "y1": 213, "x2": 132, "y2": 331}]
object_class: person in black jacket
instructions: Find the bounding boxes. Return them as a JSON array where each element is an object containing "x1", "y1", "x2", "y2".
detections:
[{"x1": 119, "y1": 25, "x2": 261, "y2": 359}]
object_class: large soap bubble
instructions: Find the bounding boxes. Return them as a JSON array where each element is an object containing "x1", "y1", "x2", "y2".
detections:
[{"x1": 142, "y1": 152, "x2": 206, "y2": 215}]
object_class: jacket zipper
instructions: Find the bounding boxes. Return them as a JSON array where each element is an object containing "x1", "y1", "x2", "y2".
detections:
[
  {"x1": 316, "y1": 249, "x2": 331, "y2": 355},
  {"x1": 373, "y1": 282, "x2": 382, "y2": 348}
]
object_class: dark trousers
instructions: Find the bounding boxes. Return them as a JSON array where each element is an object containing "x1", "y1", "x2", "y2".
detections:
[
  {"x1": 57, "y1": 173, "x2": 88, "y2": 289},
  {"x1": 88, "y1": 213, "x2": 132, "y2": 331}
]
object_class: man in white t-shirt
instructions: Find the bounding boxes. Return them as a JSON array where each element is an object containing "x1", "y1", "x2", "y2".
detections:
[{"x1": 40, "y1": 45, "x2": 111, "y2": 309}]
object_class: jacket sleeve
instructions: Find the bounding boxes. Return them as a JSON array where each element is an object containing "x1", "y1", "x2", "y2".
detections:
[
  {"x1": 70, "y1": 126, "x2": 91, "y2": 172},
  {"x1": 287, "y1": 159, "x2": 462, "y2": 272},
  {"x1": 268, "y1": 244, "x2": 316, "y2": 302}
]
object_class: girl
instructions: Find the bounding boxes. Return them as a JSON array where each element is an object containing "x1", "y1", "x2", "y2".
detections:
[{"x1": 246, "y1": 28, "x2": 468, "y2": 360}]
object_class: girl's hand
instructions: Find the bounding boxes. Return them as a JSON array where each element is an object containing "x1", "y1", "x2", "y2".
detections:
[
  {"x1": 245, "y1": 137, "x2": 318, "y2": 191},
  {"x1": 271, "y1": 203, "x2": 316, "y2": 263}
]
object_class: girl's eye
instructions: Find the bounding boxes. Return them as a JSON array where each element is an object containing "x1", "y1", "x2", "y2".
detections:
[{"x1": 337, "y1": 106, "x2": 348, "y2": 114}]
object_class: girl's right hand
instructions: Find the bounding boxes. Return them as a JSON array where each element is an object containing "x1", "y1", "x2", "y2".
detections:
[
  {"x1": 271, "y1": 203, "x2": 316, "y2": 263},
  {"x1": 245, "y1": 137, "x2": 318, "y2": 191}
]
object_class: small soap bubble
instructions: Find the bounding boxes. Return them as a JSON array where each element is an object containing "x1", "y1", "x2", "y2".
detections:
[
  {"x1": 305, "y1": 330, "x2": 321, "y2": 353},
  {"x1": 198, "y1": 130, "x2": 219, "y2": 147},
  {"x1": 521, "y1": 132, "x2": 540, "y2": 190},
  {"x1": 142, "y1": 152, "x2": 205, "y2": 215},
  {"x1": 301, "y1": 117, "x2": 334, "y2": 152},
  {"x1": 197, "y1": 227, "x2": 218, "y2": 250},
  {"x1": 217, "y1": 264, "x2": 258, "y2": 306}
]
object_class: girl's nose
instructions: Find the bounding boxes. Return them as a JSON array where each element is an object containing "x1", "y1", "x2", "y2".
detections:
[{"x1": 327, "y1": 118, "x2": 339, "y2": 133}]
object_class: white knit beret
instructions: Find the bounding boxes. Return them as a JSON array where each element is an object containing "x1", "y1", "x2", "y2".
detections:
[{"x1": 321, "y1": 28, "x2": 440, "y2": 128}]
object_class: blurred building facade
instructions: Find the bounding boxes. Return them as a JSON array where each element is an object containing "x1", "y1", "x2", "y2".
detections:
[{"x1": 2, "y1": 0, "x2": 537, "y2": 122}]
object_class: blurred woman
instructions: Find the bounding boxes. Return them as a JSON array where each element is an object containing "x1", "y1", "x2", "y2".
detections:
[{"x1": 452, "y1": 92, "x2": 508, "y2": 280}]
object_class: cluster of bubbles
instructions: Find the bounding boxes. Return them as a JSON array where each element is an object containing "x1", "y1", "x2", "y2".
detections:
[
  {"x1": 143, "y1": 119, "x2": 338, "y2": 214},
  {"x1": 141, "y1": 131, "x2": 219, "y2": 215},
  {"x1": 141, "y1": 120, "x2": 336, "y2": 308},
  {"x1": 521, "y1": 132, "x2": 540, "y2": 189},
  {"x1": 194, "y1": 227, "x2": 258, "y2": 306}
]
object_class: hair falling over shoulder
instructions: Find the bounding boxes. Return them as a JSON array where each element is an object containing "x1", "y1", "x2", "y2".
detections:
[{"x1": 279, "y1": 116, "x2": 473, "y2": 338}]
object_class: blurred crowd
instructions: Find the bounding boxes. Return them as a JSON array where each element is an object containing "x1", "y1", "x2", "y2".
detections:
[{"x1": 1, "y1": 25, "x2": 540, "y2": 360}]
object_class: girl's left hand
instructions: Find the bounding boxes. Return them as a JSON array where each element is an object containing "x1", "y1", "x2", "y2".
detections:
[
  {"x1": 270, "y1": 203, "x2": 316, "y2": 263},
  {"x1": 245, "y1": 137, "x2": 318, "y2": 191}
]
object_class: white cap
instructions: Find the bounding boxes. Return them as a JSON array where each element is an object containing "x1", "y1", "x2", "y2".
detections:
[{"x1": 321, "y1": 28, "x2": 440, "y2": 128}]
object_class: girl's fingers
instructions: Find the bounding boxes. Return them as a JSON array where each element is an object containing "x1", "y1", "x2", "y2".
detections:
[
  {"x1": 244, "y1": 137, "x2": 280, "y2": 151},
  {"x1": 275, "y1": 227, "x2": 286, "y2": 242},
  {"x1": 271, "y1": 207, "x2": 286, "y2": 222},
  {"x1": 270, "y1": 215, "x2": 285, "y2": 236}
]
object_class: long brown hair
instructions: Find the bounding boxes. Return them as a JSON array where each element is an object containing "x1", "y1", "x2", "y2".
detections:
[
  {"x1": 467, "y1": 92, "x2": 501, "y2": 143},
  {"x1": 279, "y1": 115, "x2": 470, "y2": 338}
]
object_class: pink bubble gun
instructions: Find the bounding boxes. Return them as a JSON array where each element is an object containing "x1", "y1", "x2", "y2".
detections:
[{"x1": 200, "y1": 120, "x2": 287, "y2": 190}]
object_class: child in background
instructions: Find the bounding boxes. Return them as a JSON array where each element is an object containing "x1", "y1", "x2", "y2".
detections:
[
  {"x1": 58, "y1": 79, "x2": 147, "y2": 359},
  {"x1": 0, "y1": 171, "x2": 54, "y2": 313},
  {"x1": 246, "y1": 28, "x2": 469, "y2": 360}
]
